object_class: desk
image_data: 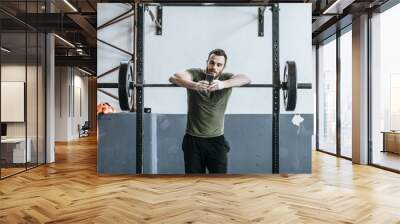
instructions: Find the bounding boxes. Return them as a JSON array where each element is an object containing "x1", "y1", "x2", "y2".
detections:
[
  {"x1": 1, "y1": 138, "x2": 31, "y2": 163},
  {"x1": 382, "y1": 131, "x2": 400, "y2": 154}
]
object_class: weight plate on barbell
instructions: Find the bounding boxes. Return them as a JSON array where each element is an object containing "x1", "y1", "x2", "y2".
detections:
[
  {"x1": 283, "y1": 61, "x2": 297, "y2": 111},
  {"x1": 118, "y1": 61, "x2": 135, "y2": 111}
]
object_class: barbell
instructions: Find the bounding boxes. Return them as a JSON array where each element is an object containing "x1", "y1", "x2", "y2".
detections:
[{"x1": 97, "y1": 60, "x2": 312, "y2": 112}]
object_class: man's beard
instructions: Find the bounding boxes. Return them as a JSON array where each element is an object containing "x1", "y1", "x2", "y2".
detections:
[{"x1": 206, "y1": 67, "x2": 222, "y2": 77}]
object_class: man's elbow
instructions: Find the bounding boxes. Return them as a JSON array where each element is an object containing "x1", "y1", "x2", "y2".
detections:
[
  {"x1": 169, "y1": 75, "x2": 177, "y2": 84},
  {"x1": 245, "y1": 76, "x2": 251, "y2": 85},
  {"x1": 241, "y1": 75, "x2": 251, "y2": 85}
]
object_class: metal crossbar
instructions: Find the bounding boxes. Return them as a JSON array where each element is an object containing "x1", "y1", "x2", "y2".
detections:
[
  {"x1": 97, "y1": 88, "x2": 119, "y2": 100},
  {"x1": 97, "y1": 65, "x2": 120, "y2": 79},
  {"x1": 97, "y1": 38, "x2": 134, "y2": 57},
  {"x1": 97, "y1": 7, "x2": 135, "y2": 30}
]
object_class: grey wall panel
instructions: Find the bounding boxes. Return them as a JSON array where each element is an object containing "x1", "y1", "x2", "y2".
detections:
[
  {"x1": 224, "y1": 115, "x2": 273, "y2": 173},
  {"x1": 98, "y1": 113, "x2": 313, "y2": 174},
  {"x1": 279, "y1": 114, "x2": 313, "y2": 173},
  {"x1": 155, "y1": 114, "x2": 186, "y2": 174},
  {"x1": 154, "y1": 114, "x2": 312, "y2": 174},
  {"x1": 98, "y1": 113, "x2": 136, "y2": 174},
  {"x1": 97, "y1": 113, "x2": 153, "y2": 174},
  {"x1": 144, "y1": 114, "x2": 157, "y2": 174}
]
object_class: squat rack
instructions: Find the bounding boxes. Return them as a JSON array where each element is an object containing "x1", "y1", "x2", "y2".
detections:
[{"x1": 98, "y1": 2, "x2": 283, "y2": 174}]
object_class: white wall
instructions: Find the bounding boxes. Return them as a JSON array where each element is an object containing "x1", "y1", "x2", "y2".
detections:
[
  {"x1": 1, "y1": 65, "x2": 37, "y2": 137},
  {"x1": 97, "y1": 4, "x2": 313, "y2": 115},
  {"x1": 1, "y1": 63, "x2": 46, "y2": 164},
  {"x1": 72, "y1": 73, "x2": 89, "y2": 137},
  {"x1": 143, "y1": 4, "x2": 313, "y2": 114},
  {"x1": 1, "y1": 82, "x2": 25, "y2": 122},
  {"x1": 97, "y1": 3, "x2": 134, "y2": 110},
  {"x1": 55, "y1": 67, "x2": 89, "y2": 141},
  {"x1": 55, "y1": 67, "x2": 68, "y2": 141}
]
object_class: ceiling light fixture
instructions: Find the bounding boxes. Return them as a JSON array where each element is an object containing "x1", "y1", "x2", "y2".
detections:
[
  {"x1": 1, "y1": 47, "x2": 11, "y2": 53},
  {"x1": 54, "y1": 34, "x2": 75, "y2": 48},
  {"x1": 63, "y1": 0, "x2": 78, "y2": 12},
  {"x1": 322, "y1": 0, "x2": 354, "y2": 15},
  {"x1": 78, "y1": 67, "x2": 93, "y2": 76}
]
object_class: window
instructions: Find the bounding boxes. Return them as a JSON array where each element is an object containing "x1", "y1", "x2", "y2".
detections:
[
  {"x1": 318, "y1": 37, "x2": 337, "y2": 155},
  {"x1": 340, "y1": 29, "x2": 352, "y2": 158},
  {"x1": 371, "y1": 3, "x2": 400, "y2": 171}
]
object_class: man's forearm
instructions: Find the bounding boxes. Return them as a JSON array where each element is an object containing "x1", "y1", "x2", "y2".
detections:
[
  {"x1": 222, "y1": 74, "x2": 251, "y2": 88},
  {"x1": 169, "y1": 76, "x2": 197, "y2": 90}
]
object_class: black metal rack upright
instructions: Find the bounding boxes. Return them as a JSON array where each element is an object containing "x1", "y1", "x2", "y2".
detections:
[
  {"x1": 133, "y1": 3, "x2": 281, "y2": 174},
  {"x1": 271, "y1": 4, "x2": 280, "y2": 174},
  {"x1": 136, "y1": 4, "x2": 145, "y2": 174}
]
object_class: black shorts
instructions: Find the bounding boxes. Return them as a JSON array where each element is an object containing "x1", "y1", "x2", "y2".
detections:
[{"x1": 182, "y1": 134, "x2": 230, "y2": 174}]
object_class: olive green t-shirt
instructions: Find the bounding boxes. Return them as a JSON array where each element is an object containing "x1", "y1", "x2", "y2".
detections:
[{"x1": 186, "y1": 68, "x2": 234, "y2": 138}]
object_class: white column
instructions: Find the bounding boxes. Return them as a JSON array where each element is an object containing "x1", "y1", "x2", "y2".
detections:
[
  {"x1": 46, "y1": 33, "x2": 55, "y2": 163},
  {"x1": 352, "y1": 14, "x2": 369, "y2": 164}
]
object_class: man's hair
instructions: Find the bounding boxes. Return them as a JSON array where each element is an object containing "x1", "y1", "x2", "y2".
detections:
[{"x1": 208, "y1": 49, "x2": 227, "y2": 66}]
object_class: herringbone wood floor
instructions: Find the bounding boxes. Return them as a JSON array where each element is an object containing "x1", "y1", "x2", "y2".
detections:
[{"x1": 1, "y1": 136, "x2": 400, "y2": 224}]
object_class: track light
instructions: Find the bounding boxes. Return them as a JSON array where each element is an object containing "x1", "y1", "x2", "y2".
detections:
[
  {"x1": 1, "y1": 47, "x2": 11, "y2": 53},
  {"x1": 322, "y1": 0, "x2": 354, "y2": 15},
  {"x1": 78, "y1": 67, "x2": 94, "y2": 76},
  {"x1": 63, "y1": 0, "x2": 78, "y2": 12},
  {"x1": 54, "y1": 34, "x2": 75, "y2": 48}
]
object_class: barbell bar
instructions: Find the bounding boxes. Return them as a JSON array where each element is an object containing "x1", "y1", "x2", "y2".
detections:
[
  {"x1": 97, "y1": 60, "x2": 312, "y2": 112},
  {"x1": 97, "y1": 83, "x2": 312, "y2": 89}
]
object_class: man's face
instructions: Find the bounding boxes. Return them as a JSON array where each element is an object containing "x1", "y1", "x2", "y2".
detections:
[{"x1": 206, "y1": 54, "x2": 226, "y2": 77}]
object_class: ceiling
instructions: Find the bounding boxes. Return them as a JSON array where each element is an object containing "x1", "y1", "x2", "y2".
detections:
[{"x1": 0, "y1": 0, "x2": 393, "y2": 73}]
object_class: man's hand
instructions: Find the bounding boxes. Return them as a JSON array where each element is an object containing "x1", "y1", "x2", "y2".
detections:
[
  {"x1": 195, "y1": 80, "x2": 210, "y2": 92},
  {"x1": 208, "y1": 80, "x2": 225, "y2": 92},
  {"x1": 97, "y1": 103, "x2": 116, "y2": 115}
]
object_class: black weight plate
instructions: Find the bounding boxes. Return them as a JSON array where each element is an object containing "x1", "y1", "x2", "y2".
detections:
[
  {"x1": 283, "y1": 61, "x2": 297, "y2": 111},
  {"x1": 118, "y1": 61, "x2": 134, "y2": 111}
]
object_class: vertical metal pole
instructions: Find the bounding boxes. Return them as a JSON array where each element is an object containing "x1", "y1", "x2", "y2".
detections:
[
  {"x1": 72, "y1": 68, "x2": 75, "y2": 118},
  {"x1": 271, "y1": 4, "x2": 280, "y2": 174},
  {"x1": 136, "y1": 3, "x2": 144, "y2": 174},
  {"x1": 36, "y1": 0, "x2": 39, "y2": 167},
  {"x1": 0, "y1": 22, "x2": 2, "y2": 179},
  {"x1": 316, "y1": 44, "x2": 320, "y2": 150},
  {"x1": 25, "y1": 0, "x2": 28, "y2": 170},
  {"x1": 367, "y1": 11, "x2": 373, "y2": 164},
  {"x1": 336, "y1": 30, "x2": 341, "y2": 156},
  {"x1": 44, "y1": 0, "x2": 47, "y2": 164}
]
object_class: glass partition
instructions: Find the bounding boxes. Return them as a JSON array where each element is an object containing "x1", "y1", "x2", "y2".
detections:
[
  {"x1": 0, "y1": 1, "x2": 46, "y2": 179},
  {"x1": 317, "y1": 37, "x2": 337, "y2": 155},
  {"x1": 1, "y1": 31, "x2": 28, "y2": 177},
  {"x1": 371, "y1": 5, "x2": 400, "y2": 171},
  {"x1": 340, "y1": 29, "x2": 352, "y2": 158}
]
